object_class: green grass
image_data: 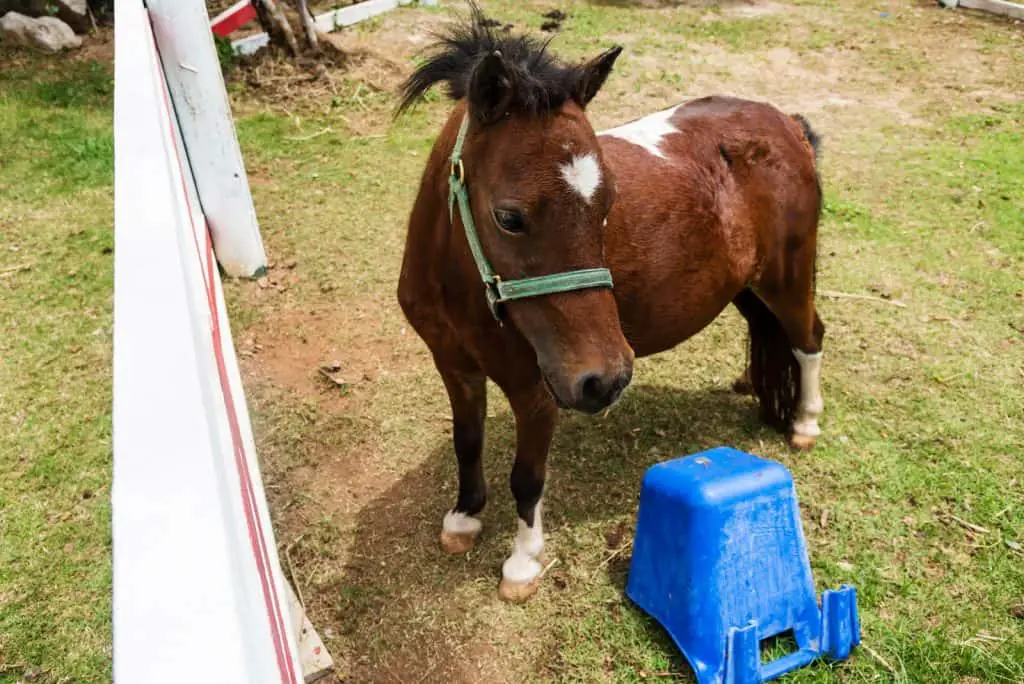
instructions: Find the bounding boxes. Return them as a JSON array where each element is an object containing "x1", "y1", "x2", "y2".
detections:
[
  {"x1": 2, "y1": 0, "x2": 1024, "y2": 682},
  {"x1": 0, "y1": 51, "x2": 114, "y2": 683},
  {"x1": 0, "y1": 60, "x2": 113, "y2": 199}
]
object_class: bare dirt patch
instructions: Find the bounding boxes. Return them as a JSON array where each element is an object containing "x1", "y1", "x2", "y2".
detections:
[
  {"x1": 591, "y1": 0, "x2": 770, "y2": 8},
  {"x1": 73, "y1": 26, "x2": 114, "y2": 64},
  {"x1": 238, "y1": 296, "x2": 419, "y2": 398},
  {"x1": 723, "y1": 1, "x2": 783, "y2": 17}
]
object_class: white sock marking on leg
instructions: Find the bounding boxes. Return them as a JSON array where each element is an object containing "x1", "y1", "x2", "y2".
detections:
[
  {"x1": 560, "y1": 154, "x2": 601, "y2": 203},
  {"x1": 502, "y1": 499, "x2": 544, "y2": 584},
  {"x1": 443, "y1": 510, "x2": 482, "y2": 536},
  {"x1": 792, "y1": 349, "x2": 823, "y2": 437}
]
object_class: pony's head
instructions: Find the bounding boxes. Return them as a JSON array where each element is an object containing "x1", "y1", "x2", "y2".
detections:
[{"x1": 399, "y1": 4, "x2": 633, "y2": 413}]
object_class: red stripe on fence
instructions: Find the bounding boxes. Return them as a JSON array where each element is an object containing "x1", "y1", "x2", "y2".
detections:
[{"x1": 146, "y1": 12, "x2": 297, "y2": 684}]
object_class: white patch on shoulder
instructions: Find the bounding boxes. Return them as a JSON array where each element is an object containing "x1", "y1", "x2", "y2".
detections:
[
  {"x1": 443, "y1": 510, "x2": 482, "y2": 536},
  {"x1": 599, "y1": 104, "x2": 681, "y2": 159},
  {"x1": 560, "y1": 153, "x2": 602, "y2": 204}
]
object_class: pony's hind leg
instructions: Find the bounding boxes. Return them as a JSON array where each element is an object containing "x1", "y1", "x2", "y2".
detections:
[
  {"x1": 438, "y1": 365, "x2": 488, "y2": 554},
  {"x1": 732, "y1": 365, "x2": 754, "y2": 395},
  {"x1": 498, "y1": 385, "x2": 558, "y2": 603},
  {"x1": 734, "y1": 288, "x2": 825, "y2": 449},
  {"x1": 790, "y1": 313, "x2": 825, "y2": 449}
]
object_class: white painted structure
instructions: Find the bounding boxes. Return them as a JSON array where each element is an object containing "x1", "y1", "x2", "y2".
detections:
[
  {"x1": 940, "y1": 0, "x2": 1024, "y2": 19},
  {"x1": 112, "y1": 0, "x2": 328, "y2": 681},
  {"x1": 232, "y1": 0, "x2": 438, "y2": 56},
  {"x1": 147, "y1": 0, "x2": 267, "y2": 278}
]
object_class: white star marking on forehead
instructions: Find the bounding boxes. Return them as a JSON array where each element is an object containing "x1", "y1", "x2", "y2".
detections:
[{"x1": 560, "y1": 153, "x2": 602, "y2": 204}]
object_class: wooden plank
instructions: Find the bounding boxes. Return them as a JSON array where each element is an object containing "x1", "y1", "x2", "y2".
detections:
[
  {"x1": 284, "y1": 581, "x2": 336, "y2": 683},
  {"x1": 211, "y1": 0, "x2": 258, "y2": 37},
  {"x1": 959, "y1": 0, "x2": 1024, "y2": 19}
]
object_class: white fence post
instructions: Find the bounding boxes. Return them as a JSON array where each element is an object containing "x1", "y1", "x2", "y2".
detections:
[{"x1": 147, "y1": 0, "x2": 268, "y2": 278}]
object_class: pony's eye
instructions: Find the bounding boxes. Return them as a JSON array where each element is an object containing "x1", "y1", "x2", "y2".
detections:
[{"x1": 493, "y1": 208, "x2": 526, "y2": 235}]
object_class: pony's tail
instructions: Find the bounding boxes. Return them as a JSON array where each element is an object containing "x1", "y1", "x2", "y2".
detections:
[
  {"x1": 734, "y1": 289, "x2": 799, "y2": 433},
  {"x1": 791, "y1": 113, "x2": 822, "y2": 165}
]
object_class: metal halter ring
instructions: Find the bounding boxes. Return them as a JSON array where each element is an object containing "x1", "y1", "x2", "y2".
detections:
[{"x1": 451, "y1": 159, "x2": 465, "y2": 184}]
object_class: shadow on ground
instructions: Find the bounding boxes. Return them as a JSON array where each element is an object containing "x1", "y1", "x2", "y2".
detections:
[{"x1": 296, "y1": 381, "x2": 772, "y2": 682}]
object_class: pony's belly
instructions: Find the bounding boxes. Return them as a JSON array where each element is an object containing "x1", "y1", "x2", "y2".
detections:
[
  {"x1": 607, "y1": 228, "x2": 747, "y2": 358},
  {"x1": 617, "y1": 290, "x2": 737, "y2": 359}
]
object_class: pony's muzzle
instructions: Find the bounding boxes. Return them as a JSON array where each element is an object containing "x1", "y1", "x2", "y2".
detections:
[{"x1": 570, "y1": 364, "x2": 633, "y2": 414}]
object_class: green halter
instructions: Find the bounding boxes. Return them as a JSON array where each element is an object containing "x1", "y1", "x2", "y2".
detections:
[{"x1": 447, "y1": 114, "x2": 614, "y2": 321}]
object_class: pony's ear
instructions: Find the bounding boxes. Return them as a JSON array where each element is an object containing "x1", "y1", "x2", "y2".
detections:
[
  {"x1": 469, "y1": 51, "x2": 516, "y2": 125},
  {"x1": 574, "y1": 46, "x2": 623, "y2": 108}
]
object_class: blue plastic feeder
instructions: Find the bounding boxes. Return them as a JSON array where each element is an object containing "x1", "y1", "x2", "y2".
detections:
[{"x1": 626, "y1": 447, "x2": 860, "y2": 684}]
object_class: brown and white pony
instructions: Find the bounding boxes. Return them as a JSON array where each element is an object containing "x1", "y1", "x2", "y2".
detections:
[{"x1": 396, "y1": 8, "x2": 825, "y2": 602}]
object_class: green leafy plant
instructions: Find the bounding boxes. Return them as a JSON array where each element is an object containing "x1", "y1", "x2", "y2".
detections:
[{"x1": 214, "y1": 33, "x2": 239, "y2": 78}]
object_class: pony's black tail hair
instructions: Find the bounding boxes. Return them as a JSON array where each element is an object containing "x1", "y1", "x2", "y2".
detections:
[
  {"x1": 791, "y1": 113, "x2": 822, "y2": 163},
  {"x1": 733, "y1": 289, "x2": 800, "y2": 434}
]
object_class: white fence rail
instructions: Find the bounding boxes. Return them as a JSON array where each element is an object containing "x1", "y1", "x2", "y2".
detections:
[
  {"x1": 112, "y1": 0, "x2": 315, "y2": 681},
  {"x1": 231, "y1": 0, "x2": 437, "y2": 55}
]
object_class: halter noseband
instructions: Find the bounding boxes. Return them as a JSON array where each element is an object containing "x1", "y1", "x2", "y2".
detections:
[{"x1": 447, "y1": 114, "x2": 615, "y2": 321}]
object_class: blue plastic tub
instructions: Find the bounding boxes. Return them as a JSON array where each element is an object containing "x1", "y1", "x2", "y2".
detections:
[{"x1": 626, "y1": 447, "x2": 859, "y2": 683}]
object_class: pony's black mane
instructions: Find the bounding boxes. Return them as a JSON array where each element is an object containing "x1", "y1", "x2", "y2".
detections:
[{"x1": 396, "y1": 2, "x2": 585, "y2": 117}]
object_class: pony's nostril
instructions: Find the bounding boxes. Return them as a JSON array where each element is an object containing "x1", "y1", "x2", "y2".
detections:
[
  {"x1": 579, "y1": 374, "x2": 605, "y2": 403},
  {"x1": 575, "y1": 370, "x2": 629, "y2": 413}
]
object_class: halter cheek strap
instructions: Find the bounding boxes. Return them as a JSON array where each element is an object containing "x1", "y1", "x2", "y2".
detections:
[{"x1": 447, "y1": 114, "x2": 614, "y2": 320}]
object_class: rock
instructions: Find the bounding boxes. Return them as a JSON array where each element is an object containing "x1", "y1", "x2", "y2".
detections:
[
  {"x1": 32, "y1": 15, "x2": 83, "y2": 52},
  {"x1": 0, "y1": 10, "x2": 34, "y2": 46},
  {"x1": 0, "y1": 12, "x2": 82, "y2": 53},
  {"x1": 55, "y1": 0, "x2": 90, "y2": 34}
]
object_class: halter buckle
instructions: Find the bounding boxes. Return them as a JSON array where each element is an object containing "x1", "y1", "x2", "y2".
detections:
[
  {"x1": 484, "y1": 276, "x2": 505, "y2": 323},
  {"x1": 450, "y1": 158, "x2": 465, "y2": 185}
]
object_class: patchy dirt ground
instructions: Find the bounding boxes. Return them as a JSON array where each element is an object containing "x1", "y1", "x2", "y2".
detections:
[{"x1": 217, "y1": 1, "x2": 1024, "y2": 682}]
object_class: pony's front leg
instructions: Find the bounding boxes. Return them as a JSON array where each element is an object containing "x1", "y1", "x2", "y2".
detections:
[
  {"x1": 438, "y1": 366, "x2": 488, "y2": 554},
  {"x1": 498, "y1": 386, "x2": 558, "y2": 603}
]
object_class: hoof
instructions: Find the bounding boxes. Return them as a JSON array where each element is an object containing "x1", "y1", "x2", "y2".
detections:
[
  {"x1": 440, "y1": 529, "x2": 479, "y2": 555},
  {"x1": 789, "y1": 433, "x2": 817, "y2": 451},
  {"x1": 498, "y1": 553, "x2": 549, "y2": 603},
  {"x1": 498, "y1": 577, "x2": 540, "y2": 603}
]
